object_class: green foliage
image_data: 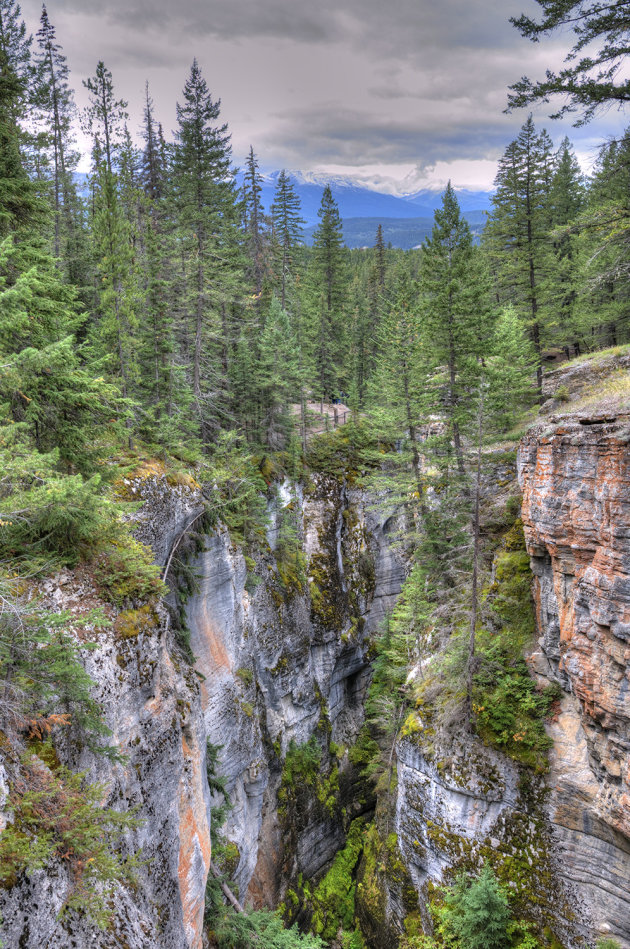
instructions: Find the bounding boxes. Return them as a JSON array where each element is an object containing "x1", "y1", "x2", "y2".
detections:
[
  {"x1": 274, "y1": 491, "x2": 307, "y2": 596},
  {"x1": 310, "y1": 818, "x2": 367, "y2": 941},
  {"x1": 474, "y1": 521, "x2": 557, "y2": 770},
  {"x1": 280, "y1": 737, "x2": 322, "y2": 792},
  {"x1": 203, "y1": 432, "x2": 268, "y2": 548},
  {"x1": 92, "y1": 530, "x2": 166, "y2": 606},
  {"x1": 0, "y1": 458, "x2": 108, "y2": 567},
  {"x1": 0, "y1": 577, "x2": 116, "y2": 755},
  {"x1": 433, "y1": 865, "x2": 511, "y2": 949},
  {"x1": 0, "y1": 750, "x2": 140, "y2": 926},
  {"x1": 212, "y1": 908, "x2": 325, "y2": 949},
  {"x1": 596, "y1": 939, "x2": 622, "y2": 949},
  {"x1": 507, "y1": 0, "x2": 630, "y2": 125},
  {"x1": 305, "y1": 420, "x2": 379, "y2": 481}
]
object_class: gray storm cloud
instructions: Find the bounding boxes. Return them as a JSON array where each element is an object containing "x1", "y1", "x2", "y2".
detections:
[{"x1": 19, "y1": 0, "x2": 622, "y2": 188}]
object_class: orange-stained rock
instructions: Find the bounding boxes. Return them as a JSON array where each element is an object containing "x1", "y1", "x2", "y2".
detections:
[
  {"x1": 178, "y1": 735, "x2": 212, "y2": 949},
  {"x1": 519, "y1": 416, "x2": 630, "y2": 946}
]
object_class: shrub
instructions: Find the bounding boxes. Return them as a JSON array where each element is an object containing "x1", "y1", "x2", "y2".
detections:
[
  {"x1": 93, "y1": 532, "x2": 166, "y2": 607},
  {"x1": 0, "y1": 467, "x2": 111, "y2": 567},
  {"x1": 435, "y1": 865, "x2": 511, "y2": 949},
  {"x1": 0, "y1": 752, "x2": 141, "y2": 926}
]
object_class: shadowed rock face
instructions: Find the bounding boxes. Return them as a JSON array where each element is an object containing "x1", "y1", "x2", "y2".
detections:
[
  {"x1": 519, "y1": 417, "x2": 630, "y2": 948},
  {"x1": 184, "y1": 476, "x2": 405, "y2": 904},
  {"x1": 0, "y1": 473, "x2": 211, "y2": 949}
]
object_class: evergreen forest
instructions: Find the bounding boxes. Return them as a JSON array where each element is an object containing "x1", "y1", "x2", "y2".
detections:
[{"x1": 0, "y1": 1, "x2": 629, "y2": 947}]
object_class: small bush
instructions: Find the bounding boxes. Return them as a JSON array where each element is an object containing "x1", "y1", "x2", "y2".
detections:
[
  {"x1": 93, "y1": 532, "x2": 166, "y2": 607},
  {"x1": 0, "y1": 752, "x2": 141, "y2": 926}
]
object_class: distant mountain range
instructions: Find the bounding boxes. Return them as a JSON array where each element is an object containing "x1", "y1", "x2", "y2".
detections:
[
  {"x1": 76, "y1": 169, "x2": 492, "y2": 249},
  {"x1": 247, "y1": 170, "x2": 493, "y2": 249},
  {"x1": 303, "y1": 211, "x2": 488, "y2": 251}
]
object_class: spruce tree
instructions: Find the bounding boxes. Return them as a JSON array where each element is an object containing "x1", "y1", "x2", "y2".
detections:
[
  {"x1": 172, "y1": 59, "x2": 244, "y2": 443},
  {"x1": 0, "y1": 48, "x2": 43, "y2": 237},
  {"x1": 420, "y1": 182, "x2": 489, "y2": 476},
  {"x1": 442, "y1": 865, "x2": 511, "y2": 949},
  {"x1": 82, "y1": 61, "x2": 128, "y2": 174},
  {"x1": 311, "y1": 184, "x2": 347, "y2": 401},
  {"x1": 34, "y1": 5, "x2": 82, "y2": 263},
  {"x1": 484, "y1": 117, "x2": 554, "y2": 392},
  {"x1": 83, "y1": 63, "x2": 138, "y2": 421},
  {"x1": 257, "y1": 296, "x2": 301, "y2": 448},
  {"x1": 0, "y1": 0, "x2": 31, "y2": 130},
  {"x1": 141, "y1": 81, "x2": 164, "y2": 202},
  {"x1": 575, "y1": 129, "x2": 630, "y2": 348},
  {"x1": 547, "y1": 137, "x2": 585, "y2": 352},
  {"x1": 507, "y1": 0, "x2": 630, "y2": 125},
  {"x1": 271, "y1": 169, "x2": 303, "y2": 309},
  {"x1": 243, "y1": 145, "x2": 266, "y2": 299}
]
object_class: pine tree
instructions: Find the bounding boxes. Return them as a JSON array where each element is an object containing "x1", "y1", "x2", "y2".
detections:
[
  {"x1": 82, "y1": 61, "x2": 128, "y2": 175},
  {"x1": 0, "y1": 48, "x2": 43, "y2": 237},
  {"x1": 243, "y1": 145, "x2": 266, "y2": 298},
  {"x1": 0, "y1": 0, "x2": 31, "y2": 127},
  {"x1": 507, "y1": 0, "x2": 630, "y2": 125},
  {"x1": 369, "y1": 261, "x2": 426, "y2": 522},
  {"x1": 354, "y1": 225, "x2": 388, "y2": 405},
  {"x1": 441, "y1": 865, "x2": 511, "y2": 949},
  {"x1": 271, "y1": 169, "x2": 304, "y2": 309},
  {"x1": 547, "y1": 136, "x2": 585, "y2": 352},
  {"x1": 141, "y1": 82, "x2": 164, "y2": 202},
  {"x1": 575, "y1": 129, "x2": 630, "y2": 348},
  {"x1": 34, "y1": 5, "x2": 82, "y2": 264},
  {"x1": 172, "y1": 59, "x2": 244, "y2": 443},
  {"x1": 83, "y1": 64, "x2": 138, "y2": 422},
  {"x1": 420, "y1": 182, "x2": 490, "y2": 476},
  {"x1": 257, "y1": 296, "x2": 301, "y2": 448},
  {"x1": 484, "y1": 117, "x2": 554, "y2": 392},
  {"x1": 311, "y1": 185, "x2": 347, "y2": 401}
]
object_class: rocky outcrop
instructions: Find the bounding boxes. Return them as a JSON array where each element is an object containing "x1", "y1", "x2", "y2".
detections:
[
  {"x1": 0, "y1": 472, "x2": 211, "y2": 949},
  {"x1": 518, "y1": 415, "x2": 630, "y2": 948},
  {"x1": 184, "y1": 475, "x2": 404, "y2": 905}
]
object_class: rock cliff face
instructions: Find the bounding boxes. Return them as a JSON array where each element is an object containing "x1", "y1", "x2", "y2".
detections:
[
  {"x1": 361, "y1": 432, "x2": 630, "y2": 949},
  {"x1": 6, "y1": 410, "x2": 629, "y2": 949},
  {"x1": 519, "y1": 416, "x2": 630, "y2": 948},
  {"x1": 184, "y1": 474, "x2": 404, "y2": 905},
  {"x1": 0, "y1": 472, "x2": 211, "y2": 949}
]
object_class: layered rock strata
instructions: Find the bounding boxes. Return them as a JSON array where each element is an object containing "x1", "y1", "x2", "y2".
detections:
[{"x1": 519, "y1": 416, "x2": 630, "y2": 948}]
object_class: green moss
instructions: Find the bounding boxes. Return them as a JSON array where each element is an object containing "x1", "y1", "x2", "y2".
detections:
[
  {"x1": 310, "y1": 818, "x2": 368, "y2": 941},
  {"x1": 114, "y1": 604, "x2": 160, "y2": 640},
  {"x1": 356, "y1": 823, "x2": 388, "y2": 934},
  {"x1": 268, "y1": 656, "x2": 289, "y2": 675},
  {"x1": 276, "y1": 545, "x2": 308, "y2": 597},
  {"x1": 309, "y1": 552, "x2": 345, "y2": 629},
  {"x1": 474, "y1": 518, "x2": 559, "y2": 771},
  {"x1": 236, "y1": 667, "x2": 254, "y2": 687}
]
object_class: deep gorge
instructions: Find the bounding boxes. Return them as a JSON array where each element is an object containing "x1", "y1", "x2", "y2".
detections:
[{"x1": 2, "y1": 390, "x2": 630, "y2": 949}]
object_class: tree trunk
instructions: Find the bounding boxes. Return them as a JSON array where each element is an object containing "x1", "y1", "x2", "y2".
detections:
[{"x1": 466, "y1": 381, "x2": 484, "y2": 725}]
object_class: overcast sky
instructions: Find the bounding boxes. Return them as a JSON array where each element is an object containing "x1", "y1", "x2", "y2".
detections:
[{"x1": 20, "y1": 0, "x2": 628, "y2": 192}]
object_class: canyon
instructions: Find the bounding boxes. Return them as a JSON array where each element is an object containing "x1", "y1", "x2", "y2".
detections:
[{"x1": 1, "y1": 382, "x2": 630, "y2": 949}]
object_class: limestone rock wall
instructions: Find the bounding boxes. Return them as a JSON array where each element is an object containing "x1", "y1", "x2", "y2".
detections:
[
  {"x1": 518, "y1": 416, "x2": 630, "y2": 948},
  {"x1": 0, "y1": 473, "x2": 211, "y2": 949},
  {"x1": 184, "y1": 475, "x2": 405, "y2": 905}
]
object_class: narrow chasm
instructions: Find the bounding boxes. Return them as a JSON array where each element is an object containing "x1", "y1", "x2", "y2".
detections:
[{"x1": 175, "y1": 457, "x2": 405, "y2": 943}]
